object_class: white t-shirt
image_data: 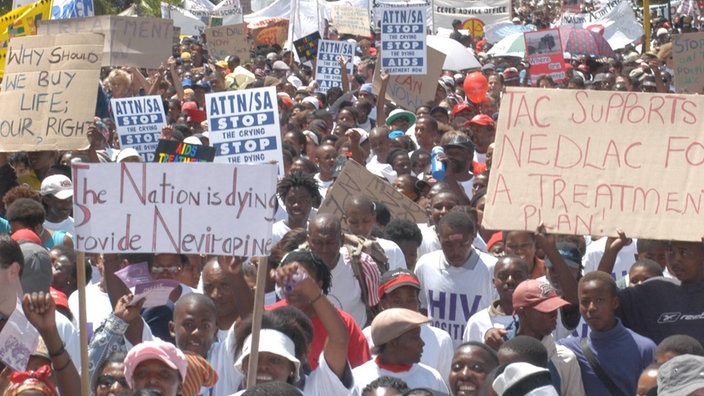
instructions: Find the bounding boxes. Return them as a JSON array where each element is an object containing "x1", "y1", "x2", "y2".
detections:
[
  {"x1": 463, "y1": 300, "x2": 513, "y2": 343},
  {"x1": 329, "y1": 249, "x2": 367, "y2": 327},
  {"x1": 582, "y1": 237, "x2": 637, "y2": 279},
  {"x1": 56, "y1": 311, "x2": 81, "y2": 369},
  {"x1": 366, "y1": 155, "x2": 397, "y2": 183},
  {"x1": 314, "y1": 173, "x2": 334, "y2": 199},
  {"x1": 363, "y1": 323, "x2": 454, "y2": 382},
  {"x1": 68, "y1": 282, "x2": 112, "y2": 339},
  {"x1": 271, "y1": 220, "x2": 293, "y2": 246},
  {"x1": 208, "y1": 324, "x2": 243, "y2": 396},
  {"x1": 353, "y1": 360, "x2": 449, "y2": 393},
  {"x1": 44, "y1": 217, "x2": 75, "y2": 236},
  {"x1": 415, "y1": 249, "x2": 497, "y2": 346},
  {"x1": 375, "y1": 237, "x2": 407, "y2": 270},
  {"x1": 418, "y1": 224, "x2": 487, "y2": 257}
]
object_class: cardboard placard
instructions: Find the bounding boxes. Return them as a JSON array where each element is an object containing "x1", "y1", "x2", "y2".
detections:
[
  {"x1": 673, "y1": 32, "x2": 704, "y2": 94},
  {"x1": 380, "y1": 6, "x2": 426, "y2": 75},
  {"x1": 0, "y1": 33, "x2": 103, "y2": 152},
  {"x1": 319, "y1": 159, "x2": 427, "y2": 223},
  {"x1": 205, "y1": 23, "x2": 249, "y2": 61},
  {"x1": 293, "y1": 31, "x2": 321, "y2": 64},
  {"x1": 155, "y1": 139, "x2": 216, "y2": 162},
  {"x1": 484, "y1": 87, "x2": 704, "y2": 241},
  {"x1": 111, "y1": 95, "x2": 167, "y2": 162},
  {"x1": 331, "y1": 5, "x2": 370, "y2": 37},
  {"x1": 524, "y1": 29, "x2": 566, "y2": 84},
  {"x1": 205, "y1": 86, "x2": 284, "y2": 174},
  {"x1": 250, "y1": 18, "x2": 288, "y2": 46},
  {"x1": 372, "y1": 47, "x2": 445, "y2": 110},
  {"x1": 37, "y1": 16, "x2": 173, "y2": 68},
  {"x1": 315, "y1": 39, "x2": 354, "y2": 93},
  {"x1": 72, "y1": 162, "x2": 277, "y2": 255}
]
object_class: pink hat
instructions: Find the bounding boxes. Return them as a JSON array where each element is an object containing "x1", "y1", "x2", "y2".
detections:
[
  {"x1": 512, "y1": 280, "x2": 569, "y2": 314},
  {"x1": 124, "y1": 340, "x2": 188, "y2": 387}
]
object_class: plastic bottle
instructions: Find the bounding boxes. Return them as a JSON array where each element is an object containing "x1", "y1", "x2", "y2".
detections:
[{"x1": 431, "y1": 146, "x2": 446, "y2": 180}]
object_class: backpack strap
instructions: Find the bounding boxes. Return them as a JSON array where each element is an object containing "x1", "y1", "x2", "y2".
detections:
[{"x1": 580, "y1": 338, "x2": 626, "y2": 396}]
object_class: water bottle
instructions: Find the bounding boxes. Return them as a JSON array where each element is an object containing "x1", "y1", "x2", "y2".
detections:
[{"x1": 431, "y1": 146, "x2": 446, "y2": 180}]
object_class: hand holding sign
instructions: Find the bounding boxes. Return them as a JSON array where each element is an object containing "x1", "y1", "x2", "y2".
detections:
[{"x1": 114, "y1": 294, "x2": 146, "y2": 323}]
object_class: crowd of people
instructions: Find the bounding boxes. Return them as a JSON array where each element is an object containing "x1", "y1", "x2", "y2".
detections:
[{"x1": 1, "y1": 2, "x2": 704, "y2": 395}]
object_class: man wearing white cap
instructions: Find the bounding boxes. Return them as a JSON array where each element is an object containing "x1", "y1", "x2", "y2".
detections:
[
  {"x1": 353, "y1": 308, "x2": 449, "y2": 393},
  {"x1": 40, "y1": 174, "x2": 75, "y2": 237}
]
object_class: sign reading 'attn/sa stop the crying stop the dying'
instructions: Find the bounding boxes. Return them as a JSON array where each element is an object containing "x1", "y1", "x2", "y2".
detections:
[{"x1": 484, "y1": 88, "x2": 704, "y2": 241}]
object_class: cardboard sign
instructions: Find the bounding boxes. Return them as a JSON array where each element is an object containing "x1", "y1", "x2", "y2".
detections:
[
  {"x1": 0, "y1": 33, "x2": 103, "y2": 152},
  {"x1": 205, "y1": 86, "x2": 284, "y2": 174},
  {"x1": 205, "y1": 23, "x2": 248, "y2": 61},
  {"x1": 331, "y1": 5, "x2": 370, "y2": 37},
  {"x1": 0, "y1": 0, "x2": 53, "y2": 78},
  {"x1": 293, "y1": 31, "x2": 321, "y2": 64},
  {"x1": 673, "y1": 32, "x2": 704, "y2": 94},
  {"x1": 111, "y1": 95, "x2": 166, "y2": 162},
  {"x1": 155, "y1": 139, "x2": 216, "y2": 162},
  {"x1": 315, "y1": 39, "x2": 354, "y2": 93},
  {"x1": 524, "y1": 29, "x2": 566, "y2": 84},
  {"x1": 250, "y1": 17, "x2": 288, "y2": 46},
  {"x1": 380, "y1": 6, "x2": 426, "y2": 75},
  {"x1": 72, "y1": 162, "x2": 277, "y2": 255},
  {"x1": 484, "y1": 88, "x2": 704, "y2": 241},
  {"x1": 37, "y1": 16, "x2": 173, "y2": 68},
  {"x1": 372, "y1": 47, "x2": 445, "y2": 110},
  {"x1": 319, "y1": 159, "x2": 427, "y2": 223}
]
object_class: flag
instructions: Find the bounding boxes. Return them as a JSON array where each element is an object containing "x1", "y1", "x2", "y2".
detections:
[
  {"x1": 51, "y1": 0, "x2": 95, "y2": 19},
  {"x1": 0, "y1": 0, "x2": 52, "y2": 78}
]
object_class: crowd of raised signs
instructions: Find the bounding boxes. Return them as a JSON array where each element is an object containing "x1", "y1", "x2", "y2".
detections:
[{"x1": 2, "y1": 4, "x2": 704, "y2": 396}]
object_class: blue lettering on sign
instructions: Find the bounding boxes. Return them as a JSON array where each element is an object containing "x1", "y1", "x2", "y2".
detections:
[
  {"x1": 51, "y1": 0, "x2": 94, "y2": 19},
  {"x1": 116, "y1": 113, "x2": 165, "y2": 127},
  {"x1": 213, "y1": 136, "x2": 277, "y2": 156},
  {"x1": 210, "y1": 111, "x2": 275, "y2": 131}
]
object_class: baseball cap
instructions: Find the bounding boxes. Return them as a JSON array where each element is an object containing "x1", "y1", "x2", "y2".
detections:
[
  {"x1": 452, "y1": 103, "x2": 474, "y2": 117},
  {"x1": 443, "y1": 135, "x2": 474, "y2": 151},
  {"x1": 544, "y1": 242, "x2": 583, "y2": 270},
  {"x1": 124, "y1": 339, "x2": 188, "y2": 388},
  {"x1": 386, "y1": 109, "x2": 416, "y2": 126},
  {"x1": 493, "y1": 362, "x2": 557, "y2": 396},
  {"x1": 371, "y1": 308, "x2": 429, "y2": 348},
  {"x1": 40, "y1": 175, "x2": 73, "y2": 200},
  {"x1": 181, "y1": 78, "x2": 193, "y2": 88},
  {"x1": 466, "y1": 114, "x2": 496, "y2": 129},
  {"x1": 657, "y1": 27, "x2": 669, "y2": 37},
  {"x1": 115, "y1": 148, "x2": 142, "y2": 163},
  {"x1": 49, "y1": 287, "x2": 69, "y2": 311},
  {"x1": 272, "y1": 60, "x2": 290, "y2": 71},
  {"x1": 512, "y1": 280, "x2": 570, "y2": 313},
  {"x1": 360, "y1": 83, "x2": 375, "y2": 96},
  {"x1": 235, "y1": 329, "x2": 301, "y2": 383},
  {"x1": 657, "y1": 354, "x2": 704, "y2": 396},
  {"x1": 182, "y1": 101, "x2": 207, "y2": 124},
  {"x1": 378, "y1": 268, "x2": 421, "y2": 299}
]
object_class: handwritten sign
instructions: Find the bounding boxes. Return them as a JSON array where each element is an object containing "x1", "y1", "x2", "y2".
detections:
[
  {"x1": 155, "y1": 139, "x2": 216, "y2": 162},
  {"x1": 319, "y1": 159, "x2": 427, "y2": 223},
  {"x1": 673, "y1": 32, "x2": 704, "y2": 94},
  {"x1": 72, "y1": 163, "x2": 277, "y2": 255},
  {"x1": 372, "y1": 47, "x2": 445, "y2": 110},
  {"x1": 0, "y1": 33, "x2": 102, "y2": 152},
  {"x1": 37, "y1": 16, "x2": 173, "y2": 68},
  {"x1": 380, "y1": 6, "x2": 426, "y2": 75},
  {"x1": 293, "y1": 31, "x2": 321, "y2": 64},
  {"x1": 205, "y1": 23, "x2": 248, "y2": 61},
  {"x1": 315, "y1": 39, "x2": 354, "y2": 93},
  {"x1": 111, "y1": 95, "x2": 166, "y2": 162},
  {"x1": 249, "y1": 17, "x2": 288, "y2": 46},
  {"x1": 205, "y1": 86, "x2": 284, "y2": 174},
  {"x1": 332, "y1": 5, "x2": 370, "y2": 37},
  {"x1": 524, "y1": 29, "x2": 565, "y2": 85},
  {"x1": 484, "y1": 88, "x2": 704, "y2": 241}
]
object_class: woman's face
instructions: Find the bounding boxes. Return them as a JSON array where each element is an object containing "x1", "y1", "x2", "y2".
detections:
[
  {"x1": 96, "y1": 362, "x2": 129, "y2": 396},
  {"x1": 244, "y1": 352, "x2": 296, "y2": 385}
]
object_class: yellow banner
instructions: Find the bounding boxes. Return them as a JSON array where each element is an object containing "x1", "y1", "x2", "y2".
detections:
[{"x1": 0, "y1": 0, "x2": 53, "y2": 77}]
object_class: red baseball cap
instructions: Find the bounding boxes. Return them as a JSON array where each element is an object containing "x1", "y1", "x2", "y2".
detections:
[
  {"x1": 512, "y1": 279, "x2": 570, "y2": 313},
  {"x1": 49, "y1": 287, "x2": 70, "y2": 310},
  {"x1": 452, "y1": 103, "x2": 474, "y2": 117},
  {"x1": 378, "y1": 268, "x2": 421, "y2": 299},
  {"x1": 466, "y1": 114, "x2": 496, "y2": 128},
  {"x1": 182, "y1": 101, "x2": 206, "y2": 124}
]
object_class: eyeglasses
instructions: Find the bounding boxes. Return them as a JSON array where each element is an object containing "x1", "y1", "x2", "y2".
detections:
[
  {"x1": 97, "y1": 375, "x2": 129, "y2": 388},
  {"x1": 151, "y1": 265, "x2": 181, "y2": 274}
]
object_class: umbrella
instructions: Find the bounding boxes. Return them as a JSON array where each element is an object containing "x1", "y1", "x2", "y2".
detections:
[
  {"x1": 483, "y1": 22, "x2": 537, "y2": 44},
  {"x1": 559, "y1": 25, "x2": 616, "y2": 58},
  {"x1": 426, "y1": 35, "x2": 482, "y2": 71},
  {"x1": 486, "y1": 32, "x2": 526, "y2": 58}
]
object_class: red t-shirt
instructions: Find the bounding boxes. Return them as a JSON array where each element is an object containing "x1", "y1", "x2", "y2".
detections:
[{"x1": 266, "y1": 299, "x2": 371, "y2": 370}]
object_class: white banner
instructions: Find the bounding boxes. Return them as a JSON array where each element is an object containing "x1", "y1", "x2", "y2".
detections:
[
  {"x1": 72, "y1": 163, "x2": 277, "y2": 255},
  {"x1": 162, "y1": 0, "x2": 243, "y2": 36},
  {"x1": 432, "y1": 0, "x2": 510, "y2": 33},
  {"x1": 111, "y1": 96, "x2": 167, "y2": 162},
  {"x1": 559, "y1": 0, "x2": 643, "y2": 50}
]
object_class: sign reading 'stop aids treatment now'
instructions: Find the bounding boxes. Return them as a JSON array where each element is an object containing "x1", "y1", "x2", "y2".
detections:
[{"x1": 380, "y1": 6, "x2": 426, "y2": 75}]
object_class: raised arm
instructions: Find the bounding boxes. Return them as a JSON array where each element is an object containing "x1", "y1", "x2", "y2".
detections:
[
  {"x1": 219, "y1": 255, "x2": 254, "y2": 323},
  {"x1": 376, "y1": 70, "x2": 390, "y2": 128},
  {"x1": 536, "y1": 224, "x2": 578, "y2": 306},
  {"x1": 168, "y1": 56, "x2": 185, "y2": 102},
  {"x1": 338, "y1": 56, "x2": 350, "y2": 94},
  {"x1": 597, "y1": 229, "x2": 630, "y2": 276}
]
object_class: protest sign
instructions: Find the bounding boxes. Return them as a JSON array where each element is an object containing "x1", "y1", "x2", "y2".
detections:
[
  {"x1": 0, "y1": 0, "x2": 53, "y2": 78},
  {"x1": 155, "y1": 139, "x2": 216, "y2": 162},
  {"x1": 673, "y1": 32, "x2": 704, "y2": 94},
  {"x1": 183, "y1": 0, "x2": 243, "y2": 24},
  {"x1": 111, "y1": 96, "x2": 166, "y2": 162},
  {"x1": 0, "y1": 300, "x2": 39, "y2": 372},
  {"x1": 372, "y1": 47, "x2": 445, "y2": 110},
  {"x1": 380, "y1": 6, "x2": 426, "y2": 75},
  {"x1": 205, "y1": 23, "x2": 248, "y2": 61},
  {"x1": 249, "y1": 17, "x2": 289, "y2": 46},
  {"x1": 331, "y1": 5, "x2": 370, "y2": 37},
  {"x1": 559, "y1": 0, "x2": 642, "y2": 50},
  {"x1": 115, "y1": 262, "x2": 180, "y2": 308},
  {"x1": 562, "y1": 0, "x2": 581, "y2": 13},
  {"x1": 315, "y1": 39, "x2": 354, "y2": 93},
  {"x1": 319, "y1": 159, "x2": 427, "y2": 223},
  {"x1": 0, "y1": 33, "x2": 102, "y2": 152},
  {"x1": 51, "y1": 0, "x2": 94, "y2": 18},
  {"x1": 524, "y1": 29, "x2": 566, "y2": 84},
  {"x1": 483, "y1": 88, "x2": 704, "y2": 241},
  {"x1": 37, "y1": 16, "x2": 173, "y2": 68},
  {"x1": 72, "y1": 162, "x2": 277, "y2": 255},
  {"x1": 205, "y1": 86, "x2": 285, "y2": 174},
  {"x1": 293, "y1": 31, "x2": 321, "y2": 64},
  {"x1": 433, "y1": 0, "x2": 510, "y2": 33}
]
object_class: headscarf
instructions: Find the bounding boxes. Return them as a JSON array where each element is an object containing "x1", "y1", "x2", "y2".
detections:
[
  {"x1": 6, "y1": 365, "x2": 59, "y2": 396},
  {"x1": 182, "y1": 353, "x2": 218, "y2": 396}
]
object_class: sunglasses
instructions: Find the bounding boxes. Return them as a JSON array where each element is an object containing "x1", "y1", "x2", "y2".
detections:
[
  {"x1": 97, "y1": 375, "x2": 129, "y2": 388},
  {"x1": 151, "y1": 265, "x2": 181, "y2": 274}
]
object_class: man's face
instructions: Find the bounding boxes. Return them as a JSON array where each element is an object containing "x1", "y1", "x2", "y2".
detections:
[
  {"x1": 429, "y1": 192, "x2": 459, "y2": 225},
  {"x1": 521, "y1": 307, "x2": 558, "y2": 337},
  {"x1": 344, "y1": 205, "x2": 375, "y2": 237},
  {"x1": 493, "y1": 259, "x2": 529, "y2": 302},
  {"x1": 445, "y1": 147, "x2": 470, "y2": 174},
  {"x1": 358, "y1": 91, "x2": 376, "y2": 105},
  {"x1": 439, "y1": 225, "x2": 473, "y2": 267},
  {"x1": 666, "y1": 241, "x2": 704, "y2": 284},
  {"x1": 44, "y1": 195, "x2": 73, "y2": 222},
  {"x1": 131, "y1": 359, "x2": 182, "y2": 396},
  {"x1": 202, "y1": 262, "x2": 238, "y2": 322},
  {"x1": 315, "y1": 146, "x2": 337, "y2": 174},
  {"x1": 308, "y1": 223, "x2": 342, "y2": 267},
  {"x1": 449, "y1": 344, "x2": 496, "y2": 396},
  {"x1": 415, "y1": 119, "x2": 438, "y2": 150},
  {"x1": 488, "y1": 75, "x2": 503, "y2": 95},
  {"x1": 170, "y1": 301, "x2": 217, "y2": 357},
  {"x1": 579, "y1": 279, "x2": 618, "y2": 332},
  {"x1": 390, "y1": 117, "x2": 410, "y2": 132},
  {"x1": 470, "y1": 125, "x2": 495, "y2": 153},
  {"x1": 391, "y1": 327, "x2": 424, "y2": 364},
  {"x1": 283, "y1": 187, "x2": 314, "y2": 224},
  {"x1": 380, "y1": 285, "x2": 420, "y2": 312},
  {"x1": 370, "y1": 133, "x2": 391, "y2": 162},
  {"x1": 503, "y1": 232, "x2": 536, "y2": 269},
  {"x1": 151, "y1": 254, "x2": 183, "y2": 281}
]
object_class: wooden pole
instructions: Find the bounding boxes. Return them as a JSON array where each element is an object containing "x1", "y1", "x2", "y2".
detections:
[
  {"x1": 245, "y1": 256, "x2": 268, "y2": 389},
  {"x1": 75, "y1": 251, "x2": 90, "y2": 396},
  {"x1": 644, "y1": 0, "x2": 651, "y2": 53}
]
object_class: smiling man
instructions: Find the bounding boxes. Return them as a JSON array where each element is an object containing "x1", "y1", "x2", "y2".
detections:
[{"x1": 124, "y1": 339, "x2": 188, "y2": 396}]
